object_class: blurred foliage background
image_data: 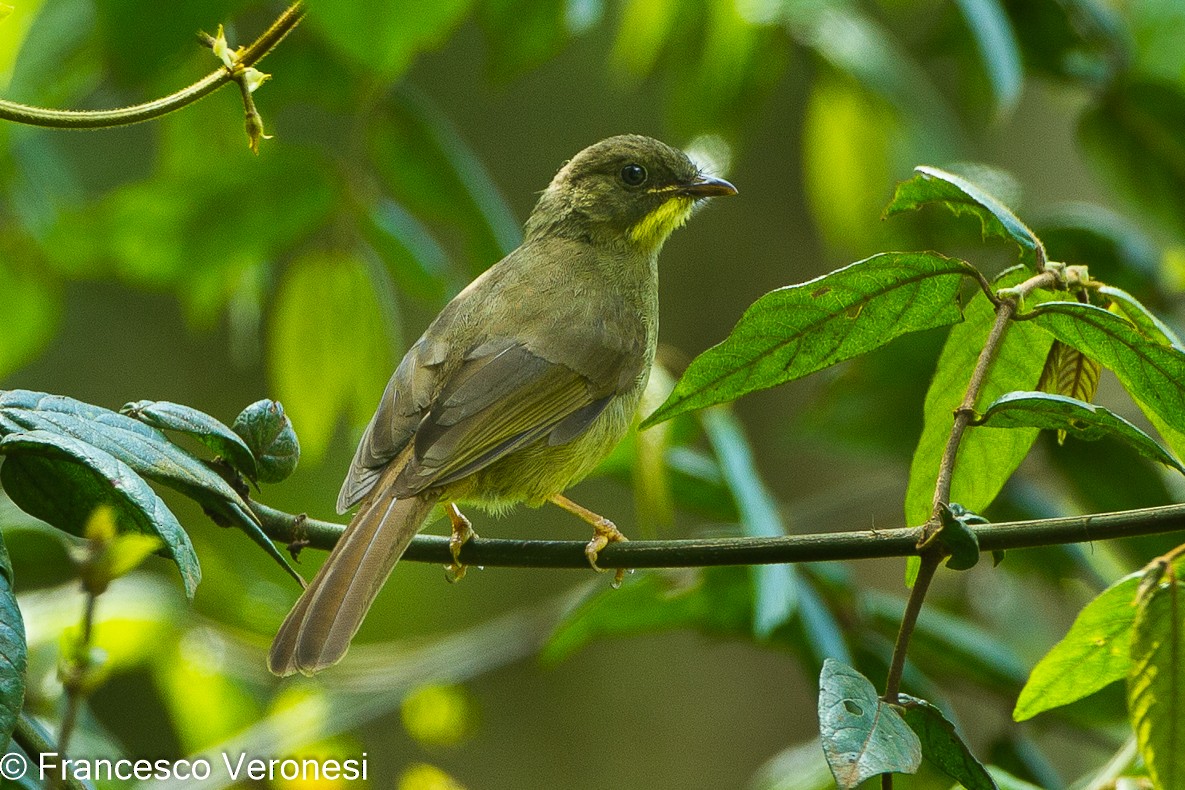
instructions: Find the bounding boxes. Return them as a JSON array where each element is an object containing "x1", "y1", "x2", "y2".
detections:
[{"x1": 4, "y1": 0, "x2": 1185, "y2": 787}]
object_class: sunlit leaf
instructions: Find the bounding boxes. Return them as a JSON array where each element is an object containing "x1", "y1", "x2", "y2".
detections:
[
  {"x1": 899, "y1": 695, "x2": 997, "y2": 790},
  {"x1": 955, "y1": 0, "x2": 1023, "y2": 118},
  {"x1": 1013, "y1": 572, "x2": 1139, "y2": 721},
  {"x1": 818, "y1": 659, "x2": 921, "y2": 788},
  {"x1": 611, "y1": 0, "x2": 681, "y2": 76},
  {"x1": 0, "y1": 530, "x2": 25, "y2": 753},
  {"x1": 268, "y1": 251, "x2": 396, "y2": 463},
  {"x1": 310, "y1": 0, "x2": 472, "y2": 79},
  {"x1": 645, "y1": 252, "x2": 972, "y2": 427},
  {"x1": 0, "y1": 430, "x2": 200, "y2": 598},
  {"x1": 975, "y1": 392, "x2": 1185, "y2": 474},
  {"x1": 1098, "y1": 285, "x2": 1182, "y2": 347},
  {"x1": 904, "y1": 269, "x2": 1055, "y2": 527},
  {"x1": 1129, "y1": 575, "x2": 1185, "y2": 790},
  {"x1": 885, "y1": 166, "x2": 1045, "y2": 269},
  {"x1": 121, "y1": 400, "x2": 258, "y2": 481}
]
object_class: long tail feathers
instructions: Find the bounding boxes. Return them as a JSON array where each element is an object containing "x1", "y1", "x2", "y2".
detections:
[{"x1": 269, "y1": 492, "x2": 436, "y2": 676}]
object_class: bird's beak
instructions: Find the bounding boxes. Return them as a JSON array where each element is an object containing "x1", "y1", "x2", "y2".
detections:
[{"x1": 678, "y1": 175, "x2": 738, "y2": 199}]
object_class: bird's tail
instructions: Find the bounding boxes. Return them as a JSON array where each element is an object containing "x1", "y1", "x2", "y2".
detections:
[{"x1": 268, "y1": 491, "x2": 437, "y2": 676}]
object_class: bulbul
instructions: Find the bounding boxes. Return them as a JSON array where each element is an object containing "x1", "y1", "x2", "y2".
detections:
[{"x1": 269, "y1": 134, "x2": 737, "y2": 676}]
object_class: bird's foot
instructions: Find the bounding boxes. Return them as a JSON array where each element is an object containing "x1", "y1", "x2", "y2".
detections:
[
  {"x1": 444, "y1": 502, "x2": 477, "y2": 583},
  {"x1": 550, "y1": 493, "x2": 628, "y2": 587}
]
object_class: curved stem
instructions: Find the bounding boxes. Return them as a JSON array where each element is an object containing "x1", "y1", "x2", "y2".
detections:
[{"x1": 0, "y1": 2, "x2": 305, "y2": 128}]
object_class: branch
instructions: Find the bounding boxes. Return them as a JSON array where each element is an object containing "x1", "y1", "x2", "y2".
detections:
[
  {"x1": 247, "y1": 499, "x2": 1185, "y2": 569},
  {"x1": 0, "y1": 2, "x2": 305, "y2": 128}
]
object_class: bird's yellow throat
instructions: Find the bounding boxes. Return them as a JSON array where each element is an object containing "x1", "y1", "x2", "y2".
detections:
[{"x1": 629, "y1": 195, "x2": 696, "y2": 250}]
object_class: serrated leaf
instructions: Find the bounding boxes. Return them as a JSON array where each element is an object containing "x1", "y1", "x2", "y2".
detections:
[
  {"x1": 976, "y1": 392, "x2": 1185, "y2": 474},
  {"x1": 1129, "y1": 576, "x2": 1185, "y2": 790},
  {"x1": 701, "y1": 407, "x2": 796, "y2": 638},
  {"x1": 905, "y1": 269, "x2": 1056, "y2": 527},
  {"x1": 1014, "y1": 572, "x2": 1139, "y2": 721},
  {"x1": 1098, "y1": 285, "x2": 1182, "y2": 348},
  {"x1": 818, "y1": 659, "x2": 922, "y2": 788},
  {"x1": 232, "y1": 399, "x2": 300, "y2": 484},
  {"x1": 1028, "y1": 301, "x2": 1185, "y2": 440},
  {"x1": 121, "y1": 400, "x2": 258, "y2": 480},
  {"x1": 899, "y1": 695, "x2": 997, "y2": 790},
  {"x1": 0, "y1": 430, "x2": 200, "y2": 598},
  {"x1": 0, "y1": 530, "x2": 25, "y2": 753},
  {"x1": 644, "y1": 252, "x2": 972, "y2": 427},
  {"x1": 954, "y1": 0, "x2": 1022, "y2": 118},
  {"x1": 885, "y1": 166, "x2": 1044, "y2": 269}
]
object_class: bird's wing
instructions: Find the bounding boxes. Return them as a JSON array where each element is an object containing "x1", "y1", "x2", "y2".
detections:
[{"x1": 390, "y1": 337, "x2": 630, "y2": 497}]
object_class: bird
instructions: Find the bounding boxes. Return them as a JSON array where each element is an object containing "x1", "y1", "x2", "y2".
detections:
[{"x1": 268, "y1": 134, "x2": 737, "y2": 676}]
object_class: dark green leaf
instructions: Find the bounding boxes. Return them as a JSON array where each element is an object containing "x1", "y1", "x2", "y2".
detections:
[
  {"x1": 1028, "y1": 301, "x2": 1185, "y2": 438},
  {"x1": 0, "y1": 530, "x2": 25, "y2": 753},
  {"x1": 121, "y1": 400, "x2": 258, "y2": 480},
  {"x1": 955, "y1": 0, "x2": 1023, "y2": 118},
  {"x1": 818, "y1": 659, "x2": 921, "y2": 788},
  {"x1": 1014, "y1": 572, "x2": 1139, "y2": 721},
  {"x1": 899, "y1": 695, "x2": 997, "y2": 790},
  {"x1": 1129, "y1": 576, "x2": 1185, "y2": 789},
  {"x1": 1002, "y1": 0, "x2": 1127, "y2": 84},
  {"x1": 884, "y1": 166, "x2": 1044, "y2": 268},
  {"x1": 0, "y1": 430, "x2": 200, "y2": 598},
  {"x1": 905, "y1": 270, "x2": 1056, "y2": 526},
  {"x1": 701, "y1": 407, "x2": 796, "y2": 638},
  {"x1": 1079, "y1": 82, "x2": 1185, "y2": 240},
  {"x1": 478, "y1": 0, "x2": 571, "y2": 80},
  {"x1": 937, "y1": 504, "x2": 982, "y2": 571},
  {"x1": 644, "y1": 252, "x2": 972, "y2": 427},
  {"x1": 976, "y1": 391, "x2": 1185, "y2": 474},
  {"x1": 232, "y1": 400, "x2": 300, "y2": 485}
]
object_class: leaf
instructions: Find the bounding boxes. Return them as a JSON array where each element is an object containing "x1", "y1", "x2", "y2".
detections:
[
  {"x1": 936, "y1": 504, "x2": 982, "y2": 571},
  {"x1": 904, "y1": 269, "x2": 1056, "y2": 527},
  {"x1": 701, "y1": 407, "x2": 796, "y2": 638},
  {"x1": 1014, "y1": 572, "x2": 1139, "y2": 721},
  {"x1": 1036, "y1": 341, "x2": 1100, "y2": 405},
  {"x1": 232, "y1": 400, "x2": 300, "y2": 485},
  {"x1": 268, "y1": 251, "x2": 396, "y2": 463},
  {"x1": 0, "y1": 430, "x2": 200, "y2": 598},
  {"x1": 818, "y1": 659, "x2": 922, "y2": 788},
  {"x1": 884, "y1": 166, "x2": 1045, "y2": 269},
  {"x1": 121, "y1": 400, "x2": 258, "y2": 481},
  {"x1": 1028, "y1": 301, "x2": 1185, "y2": 439},
  {"x1": 899, "y1": 695, "x2": 997, "y2": 790},
  {"x1": 1098, "y1": 285, "x2": 1183, "y2": 348},
  {"x1": 954, "y1": 0, "x2": 1023, "y2": 118},
  {"x1": 1079, "y1": 82, "x2": 1185, "y2": 240},
  {"x1": 1129, "y1": 576, "x2": 1185, "y2": 790},
  {"x1": 0, "y1": 259, "x2": 59, "y2": 380},
  {"x1": 975, "y1": 392, "x2": 1185, "y2": 474},
  {"x1": 644, "y1": 252, "x2": 972, "y2": 427},
  {"x1": 0, "y1": 530, "x2": 25, "y2": 753}
]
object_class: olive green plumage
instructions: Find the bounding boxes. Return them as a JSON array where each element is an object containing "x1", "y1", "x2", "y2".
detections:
[{"x1": 269, "y1": 134, "x2": 736, "y2": 676}]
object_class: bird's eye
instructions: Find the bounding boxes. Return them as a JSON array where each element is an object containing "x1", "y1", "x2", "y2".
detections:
[{"x1": 620, "y1": 163, "x2": 648, "y2": 187}]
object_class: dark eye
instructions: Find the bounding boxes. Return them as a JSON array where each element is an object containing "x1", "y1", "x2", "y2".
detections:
[{"x1": 620, "y1": 163, "x2": 647, "y2": 187}]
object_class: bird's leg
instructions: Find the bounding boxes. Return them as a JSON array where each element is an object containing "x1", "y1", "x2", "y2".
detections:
[
  {"x1": 444, "y1": 502, "x2": 477, "y2": 583},
  {"x1": 549, "y1": 493, "x2": 627, "y2": 586}
]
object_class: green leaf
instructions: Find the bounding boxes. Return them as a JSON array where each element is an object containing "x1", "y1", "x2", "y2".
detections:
[
  {"x1": 954, "y1": 0, "x2": 1022, "y2": 118},
  {"x1": 899, "y1": 695, "x2": 997, "y2": 790},
  {"x1": 0, "y1": 259, "x2": 59, "y2": 380},
  {"x1": 1097, "y1": 285, "x2": 1182, "y2": 347},
  {"x1": 1014, "y1": 572, "x2": 1139, "y2": 721},
  {"x1": 0, "y1": 530, "x2": 25, "y2": 753},
  {"x1": 885, "y1": 166, "x2": 1045, "y2": 269},
  {"x1": 905, "y1": 270, "x2": 1056, "y2": 527},
  {"x1": 818, "y1": 659, "x2": 921, "y2": 788},
  {"x1": 1079, "y1": 82, "x2": 1185, "y2": 240},
  {"x1": 975, "y1": 392, "x2": 1185, "y2": 474},
  {"x1": 0, "y1": 430, "x2": 200, "y2": 598},
  {"x1": 121, "y1": 400, "x2": 258, "y2": 481},
  {"x1": 478, "y1": 0, "x2": 572, "y2": 81},
  {"x1": 1129, "y1": 576, "x2": 1185, "y2": 790},
  {"x1": 103, "y1": 533, "x2": 166, "y2": 580},
  {"x1": 1028, "y1": 301, "x2": 1185, "y2": 438},
  {"x1": 644, "y1": 252, "x2": 972, "y2": 427},
  {"x1": 701, "y1": 407, "x2": 796, "y2": 638},
  {"x1": 232, "y1": 400, "x2": 300, "y2": 485},
  {"x1": 937, "y1": 504, "x2": 982, "y2": 571},
  {"x1": 268, "y1": 251, "x2": 396, "y2": 463}
]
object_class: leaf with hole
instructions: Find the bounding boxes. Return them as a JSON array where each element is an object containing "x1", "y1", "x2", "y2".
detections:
[
  {"x1": 818, "y1": 659, "x2": 921, "y2": 788},
  {"x1": 0, "y1": 430, "x2": 200, "y2": 598},
  {"x1": 644, "y1": 252, "x2": 972, "y2": 427}
]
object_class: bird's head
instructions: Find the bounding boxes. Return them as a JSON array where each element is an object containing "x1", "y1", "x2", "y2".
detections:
[{"x1": 525, "y1": 135, "x2": 737, "y2": 254}]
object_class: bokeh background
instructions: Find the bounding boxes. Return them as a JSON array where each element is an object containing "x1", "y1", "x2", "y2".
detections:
[{"x1": 3, "y1": 0, "x2": 1185, "y2": 787}]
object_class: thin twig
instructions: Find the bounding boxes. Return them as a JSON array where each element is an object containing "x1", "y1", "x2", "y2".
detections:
[{"x1": 0, "y1": 2, "x2": 305, "y2": 128}]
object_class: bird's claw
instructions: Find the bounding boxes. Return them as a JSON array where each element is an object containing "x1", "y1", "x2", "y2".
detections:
[
  {"x1": 584, "y1": 518, "x2": 627, "y2": 587},
  {"x1": 445, "y1": 503, "x2": 477, "y2": 584}
]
